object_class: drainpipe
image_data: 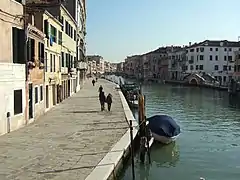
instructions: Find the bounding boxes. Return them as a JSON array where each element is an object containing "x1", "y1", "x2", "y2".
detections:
[{"x1": 23, "y1": 2, "x2": 29, "y2": 125}]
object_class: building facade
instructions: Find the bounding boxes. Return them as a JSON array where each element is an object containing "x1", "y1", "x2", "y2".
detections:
[
  {"x1": 63, "y1": 0, "x2": 87, "y2": 89},
  {"x1": 168, "y1": 47, "x2": 187, "y2": 81},
  {"x1": 25, "y1": 16, "x2": 46, "y2": 123},
  {"x1": 34, "y1": 10, "x2": 62, "y2": 110},
  {"x1": 0, "y1": 0, "x2": 26, "y2": 134},
  {"x1": 87, "y1": 55, "x2": 105, "y2": 74},
  {"x1": 186, "y1": 40, "x2": 240, "y2": 86}
]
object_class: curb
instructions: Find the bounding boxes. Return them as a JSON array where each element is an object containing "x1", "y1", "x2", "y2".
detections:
[{"x1": 85, "y1": 78, "x2": 138, "y2": 180}]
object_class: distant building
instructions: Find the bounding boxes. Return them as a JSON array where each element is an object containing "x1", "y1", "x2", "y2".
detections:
[
  {"x1": 116, "y1": 62, "x2": 124, "y2": 72},
  {"x1": 87, "y1": 55, "x2": 104, "y2": 74},
  {"x1": 185, "y1": 40, "x2": 240, "y2": 86},
  {"x1": 168, "y1": 47, "x2": 187, "y2": 81}
]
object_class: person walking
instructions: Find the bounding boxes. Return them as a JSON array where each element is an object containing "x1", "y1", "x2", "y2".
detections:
[
  {"x1": 98, "y1": 85, "x2": 103, "y2": 93},
  {"x1": 106, "y1": 93, "x2": 113, "y2": 111},
  {"x1": 99, "y1": 91, "x2": 106, "y2": 111},
  {"x1": 92, "y1": 79, "x2": 96, "y2": 86}
]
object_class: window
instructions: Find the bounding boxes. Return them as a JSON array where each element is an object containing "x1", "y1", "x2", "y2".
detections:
[
  {"x1": 228, "y1": 56, "x2": 232, "y2": 61},
  {"x1": 44, "y1": 20, "x2": 49, "y2": 38},
  {"x1": 38, "y1": 42, "x2": 45, "y2": 63},
  {"x1": 223, "y1": 76, "x2": 226, "y2": 82},
  {"x1": 12, "y1": 27, "x2": 25, "y2": 64},
  {"x1": 229, "y1": 48, "x2": 232, "y2": 51},
  {"x1": 224, "y1": 48, "x2": 227, "y2": 51},
  {"x1": 196, "y1": 65, "x2": 198, "y2": 70},
  {"x1": 199, "y1": 65, "x2": 203, "y2": 70},
  {"x1": 190, "y1": 49, "x2": 194, "y2": 52},
  {"x1": 209, "y1": 55, "x2": 212, "y2": 60},
  {"x1": 74, "y1": 30, "x2": 76, "y2": 41},
  {"x1": 61, "y1": 52, "x2": 65, "y2": 67},
  {"x1": 200, "y1": 47, "x2": 204, "y2": 52},
  {"x1": 223, "y1": 65, "x2": 227, "y2": 71},
  {"x1": 35, "y1": 87, "x2": 38, "y2": 104},
  {"x1": 50, "y1": 25, "x2": 57, "y2": 42},
  {"x1": 210, "y1": 48, "x2": 212, "y2": 51},
  {"x1": 53, "y1": 55, "x2": 56, "y2": 72},
  {"x1": 190, "y1": 65, "x2": 193, "y2": 70},
  {"x1": 50, "y1": 54, "x2": 53, "y2": 72},
  {"x1": 27, "y1": 38, "x2": 35, "y2": 62},
  {"x1": 40, "y1": 86, "x2": 43, "y2": 101},
  {"x1": 58, "y1": 31, "x2": 62, "y2": 45},
  {"x1": 200, "y1": 55, "x2": 204, "y2": 60},
  {"x1": 229, "y1": 66, "x2": 231, "y2": 71},
  {"x1": 14, "y1": 89, "x2": 22, "y2": 115},
  {"x1": 214, "y1": 65, "x2": 218, "y2": 70},
  {"x1": 45, "y1": 52, "x2": 48, "y2": 72},
  {"x1": 196, "y1": 48, "x2": 199, "y2": 52},
  {"x1": 215, "y1": 56, "x2": 218, "y2": 61},
  {"x1": 224, "y1": 56, "x2": 227, "y2": 61},
  {"x1": 215, "y1": 48, "x2": 218, "y2": 51}
]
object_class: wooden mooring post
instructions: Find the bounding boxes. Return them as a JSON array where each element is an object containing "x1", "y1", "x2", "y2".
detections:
[
  {"x1": 129, "y1": 120, "x2": 135, "y2": 180},
  {"x1": 138, "y1": 85, "x2": 151, "y2": 164}
]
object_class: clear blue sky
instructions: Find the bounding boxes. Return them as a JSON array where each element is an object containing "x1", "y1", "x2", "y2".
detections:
[{"x1": 86, "y1": 0, "x2": 240, "y2": 62}]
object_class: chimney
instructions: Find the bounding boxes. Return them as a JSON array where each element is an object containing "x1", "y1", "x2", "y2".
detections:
[{"x1": 189, "y1": 42, "x2": 191, "y2": 46}]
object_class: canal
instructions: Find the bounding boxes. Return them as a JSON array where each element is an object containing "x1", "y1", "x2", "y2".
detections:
[{"x1": 119, "y1": 82, "x2": 240, "y2": 180}]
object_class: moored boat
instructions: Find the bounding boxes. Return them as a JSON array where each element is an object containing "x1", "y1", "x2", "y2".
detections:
[{"x1": 147, "y1": 115, "x2": 180, "y2": 144}]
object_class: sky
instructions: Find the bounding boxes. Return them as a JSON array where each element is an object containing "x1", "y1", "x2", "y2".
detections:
[{"x1": 86, "y1": 0, "x2": 240, "y2": 62}]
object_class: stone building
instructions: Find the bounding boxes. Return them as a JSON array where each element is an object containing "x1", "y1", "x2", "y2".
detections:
[
  {"x1": 0, "y1": 0, "x2": 26, "y2": 134},
  {"x1": 25, "y1": 15, "x2": 46, "y2": 122}
]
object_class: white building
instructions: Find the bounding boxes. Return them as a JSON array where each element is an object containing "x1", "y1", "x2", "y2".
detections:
[
  {"x1": 185, "y1": 40, "x2": 240, "y2": 86},
  {"x1": 0, "y1": 0, "x2": 26, "y2": 135}
]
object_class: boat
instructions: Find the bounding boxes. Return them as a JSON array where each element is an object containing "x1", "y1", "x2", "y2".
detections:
[
  {"x1": 147, "y1": 115, "x2": 180, "y2": 144},
  {"x1": 129, "y1": 99, "x2": 138, "y2": 108},
  {"x1": 120, "y1": 82, "x2": 140, "y2": 108}
]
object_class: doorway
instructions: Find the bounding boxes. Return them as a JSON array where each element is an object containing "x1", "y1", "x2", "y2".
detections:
[
  {"x1": 68, "y1": 79, "x2": 70, "y2": 97},
  {"x1": 46, "y1": 85, "x2": 49, "y2": 109},
  {"x1": 52, "y1": 84, "x2": 56, "y2": 105},
  {"x1": 28, "y1": 83, "x2": 33, "y2": 119}
]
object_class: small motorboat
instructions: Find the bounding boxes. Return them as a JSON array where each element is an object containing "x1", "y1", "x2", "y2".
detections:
[{"x1": 147, "y1": 115, "x2": 180, "y2": 144}]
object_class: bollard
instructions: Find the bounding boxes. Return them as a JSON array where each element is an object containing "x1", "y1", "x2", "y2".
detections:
[
  {"x1": 7, "y1": 112, "x2": 10, "y2": 133},
  {"x1": 129, "y1": 120, "x2": 135, "y2": 180}
]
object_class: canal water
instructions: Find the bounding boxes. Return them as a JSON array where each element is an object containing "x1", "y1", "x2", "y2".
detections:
[{"x1": 113, "y1": 77, "x2": 240, "y2": 180}]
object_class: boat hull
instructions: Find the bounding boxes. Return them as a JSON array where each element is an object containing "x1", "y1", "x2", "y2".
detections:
[{"x1": 152, "y1": 132, "x2": 180, "y2": 144}]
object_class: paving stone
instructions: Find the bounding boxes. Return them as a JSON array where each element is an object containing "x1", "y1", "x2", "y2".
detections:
[{"x1": 0, "y1": 79, "x2": 128, "y2": 179}]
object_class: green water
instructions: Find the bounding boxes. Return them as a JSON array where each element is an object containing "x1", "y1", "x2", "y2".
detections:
[{"x1": 119, "y1": 83, "x2": 240, "y2": 180}]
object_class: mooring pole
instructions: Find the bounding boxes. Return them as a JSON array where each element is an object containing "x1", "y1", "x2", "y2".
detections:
[{"x1": 129, "y1": 120, "x2": 135, "y2": 180}]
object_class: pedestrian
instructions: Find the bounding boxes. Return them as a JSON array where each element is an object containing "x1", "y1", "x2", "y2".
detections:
[
  {"x1": 92, "y1": 79, "x2": 95, "y2": 86},
  {"x1": 98, "y1": 85, "x2": 103, "y2": 93},
  {"x1": 99, "y1": 91, "x2": 106, "y2": 111},
  {"x1": 96, "y1": 77, "x2": 98, "y2": 82},
  {"x1": 106, "y1": 93, "x2": 113, "y2": 111}
]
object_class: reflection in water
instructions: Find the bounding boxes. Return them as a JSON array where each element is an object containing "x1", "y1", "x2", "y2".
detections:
[
  {"x1": 118, "y1": 79, "x2": 240, "y2": 180},
  {"x1": 151, "y1": 142, "x2": 180, "y2": 168}
]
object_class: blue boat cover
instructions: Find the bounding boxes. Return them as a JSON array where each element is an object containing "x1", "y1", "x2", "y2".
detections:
[{"x1": 147, "y1": 115, "x2": 180, "y2": 137}]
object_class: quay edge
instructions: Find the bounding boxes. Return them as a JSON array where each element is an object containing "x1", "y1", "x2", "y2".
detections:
[{"x1": 85, "y1": 79, "x2": 139, "y2": 180}]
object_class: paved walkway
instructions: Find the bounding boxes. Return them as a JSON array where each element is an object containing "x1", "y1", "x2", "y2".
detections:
[{"x1": 0, "y1": 79, "x2": 128, "y2": 180}]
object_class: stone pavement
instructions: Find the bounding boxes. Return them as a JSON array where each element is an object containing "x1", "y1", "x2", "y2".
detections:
[{"x1": 0, "y1": 79, "x2": 128, "y2": 180}]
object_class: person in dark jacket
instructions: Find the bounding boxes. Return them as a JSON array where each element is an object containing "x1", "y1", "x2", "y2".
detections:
[
  {"x1": 106, "y1": 93, "x2": 113, "y2": 111},
  {"x1": 92, "y1": 79, "x2": 96, "y2": 86},
  {"x1": 98, "y1": 85, "x2": 103, "y2": 93},
  {"x1": 99, "y1": 91, "x2": 106, "y2": 111}
]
